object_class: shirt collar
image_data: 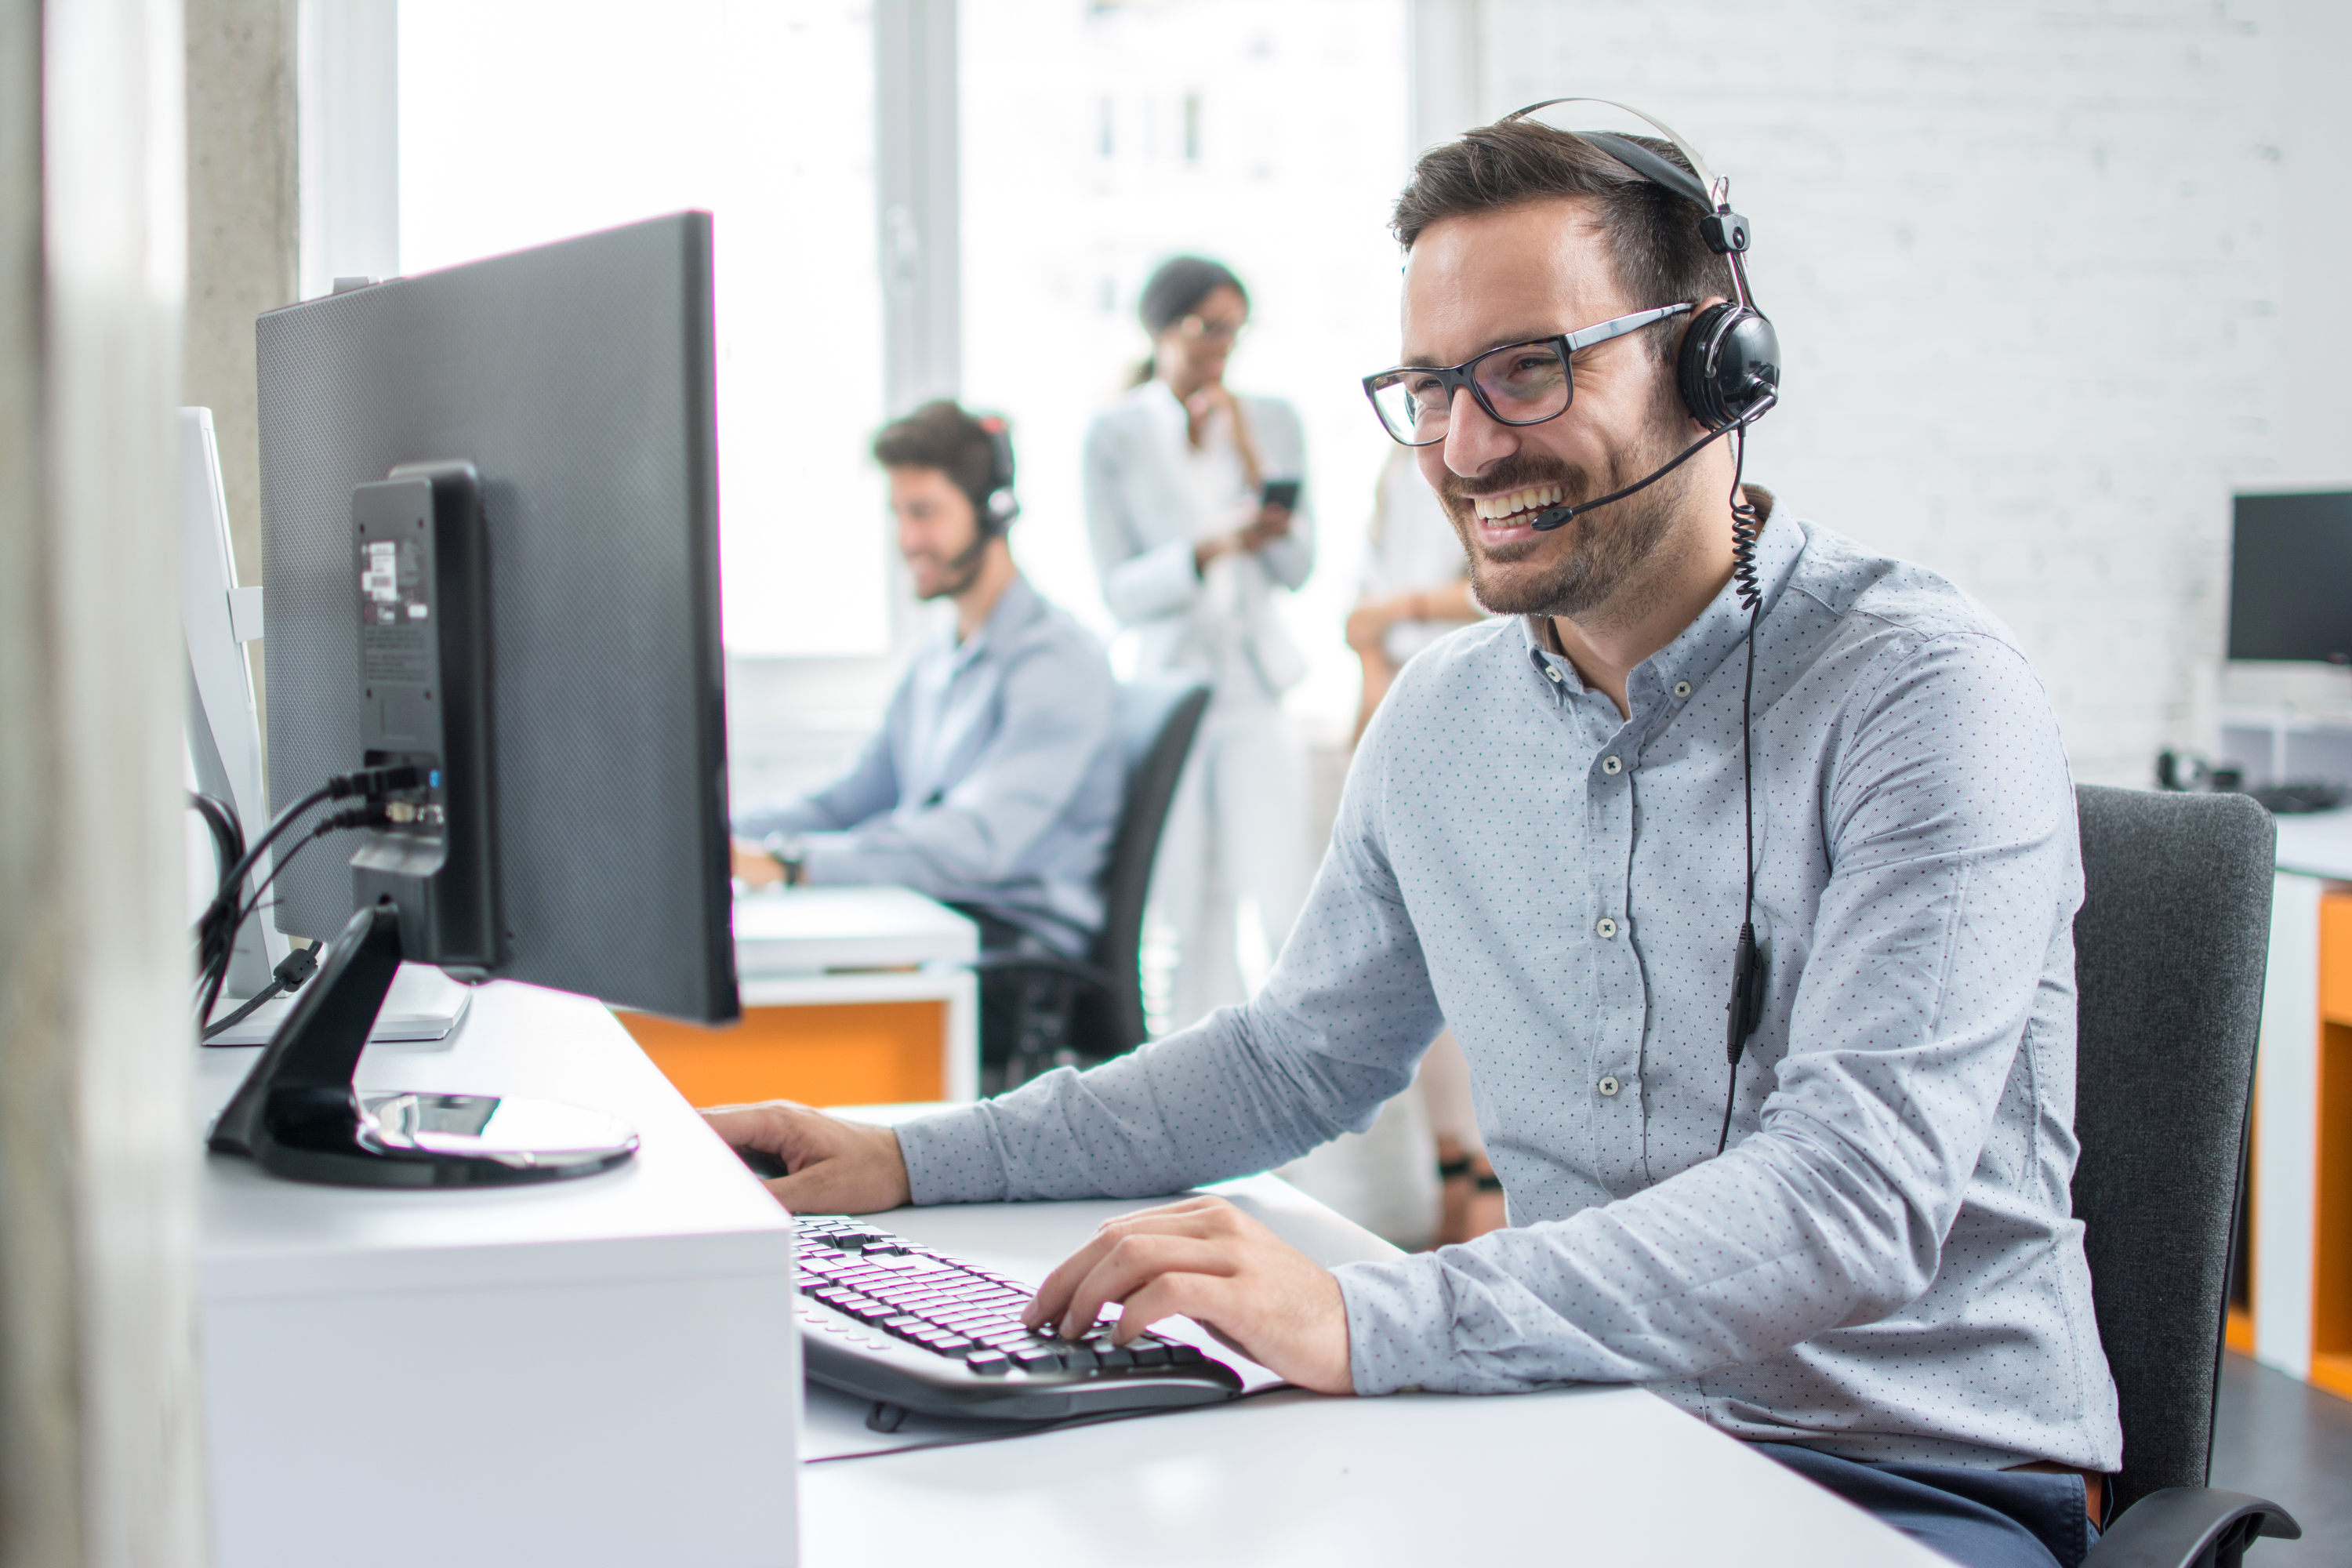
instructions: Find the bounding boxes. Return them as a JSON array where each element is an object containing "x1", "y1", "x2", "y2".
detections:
[
  {"x1": 944, "y1": 571, "x2": 1043, "y2": 672},
  {"x1": 1519, "y1": 489, "x2": 1804, "y2": 712}
]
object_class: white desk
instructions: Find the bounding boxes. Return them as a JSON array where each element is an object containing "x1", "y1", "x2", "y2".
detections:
[
  {"x1": 800, "y1": 1165, "x2": 1944, "y2": 1566},
  {"x1": 197, "y1": 984, "x2": 798, "y2": 1568},
  {"x1": 2252, "y1": 808, "x2": 2352, "y2": 1389},
  {"x1": 733, "y1": 884, "x2": 978, "y2": 975},
  {"x1": 725, "y1": 885, "x2": 981, "y2": 1103}
]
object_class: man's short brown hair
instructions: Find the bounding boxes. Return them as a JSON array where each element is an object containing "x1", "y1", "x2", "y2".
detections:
[
  {"x1": 1390, "y1": 120, "x2": 1734, "y2": 359},
  {"x1": 872, "y1": 400, "x2": 999, "y2": 512}
]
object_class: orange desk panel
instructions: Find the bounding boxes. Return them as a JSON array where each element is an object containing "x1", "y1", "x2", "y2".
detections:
[{"x1": 618, "y1": 1001, "x2": 947, "y2": 1109}]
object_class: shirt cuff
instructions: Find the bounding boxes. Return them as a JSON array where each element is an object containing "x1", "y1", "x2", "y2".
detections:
[
  {"x1": 1115, "y1": 538, "x2": 1207, "y2": 620},
  {"x1": 895, "y1": 1104, "x2": 1013, "y2": 1205},
  {"x1": 1332, "y1": 1254, "x2": 1466, "y2": 1396}
]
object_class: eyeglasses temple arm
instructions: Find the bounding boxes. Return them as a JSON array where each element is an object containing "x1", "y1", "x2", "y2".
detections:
[{"x1": 1561, "y1": 303, "x2": 1692, "y2": 353}]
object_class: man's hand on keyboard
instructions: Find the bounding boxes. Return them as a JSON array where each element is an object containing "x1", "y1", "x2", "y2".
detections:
[
  {"x1": 701, "y1": 1101, "x2": 912, "y2": 1214},
  {"x1": 1023, "y1": 1196, "x2": 1354, "y2": 1396}
]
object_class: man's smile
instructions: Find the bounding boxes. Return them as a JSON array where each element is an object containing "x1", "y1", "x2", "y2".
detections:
[{"x1": 1466, "y1": 481, "x2": 1565, "y2": 540}]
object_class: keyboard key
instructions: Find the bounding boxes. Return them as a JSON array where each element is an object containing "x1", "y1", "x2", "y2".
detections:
[
  {"x1": 965, "y1": 1350, "x2": 1009, "y2": 1374},
  {"x1": 1131, "y1": 1345, "x2": 1171, "y2": 1367},
  {"x1": 1165, "y1": 1344, "x2": 1204, "y2": 1366},
  {"x1": 1009, "y1": 1348, "x2": 1063, "y2": 1372},
  {"x1": 1093, "y1": 1345, "x2": 1135, "y2": 1369}
]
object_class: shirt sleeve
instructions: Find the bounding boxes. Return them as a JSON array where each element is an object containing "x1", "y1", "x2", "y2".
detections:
[
  {"x1": 1331, "y1": 631, "x2": 2082, "y2": 1396},
  {"x1": 796, "y1": 637, "x2": 1116, "y2": 895},
  {"x1": 1086, "y1": 416, "x2": 1204, "y2": 625},
  {"x1": 895, "y1": 708, "x2": 1449, "y2": 1202},
  {"x1": 1249, "y1": 399, "x2": 1313, "y2": 593},
  {"x1": 732, "y1": 720, "x2": 899, "y2": 842}
]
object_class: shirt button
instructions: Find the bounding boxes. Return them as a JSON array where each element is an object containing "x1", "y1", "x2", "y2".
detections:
[
  {"x1": 1601, "y1": 755, "x2": 1622, "y2": 775},
  {"x1": 1673, "y1": 681, "x2": 1692, "y2": 699},
  {"x1": 1595, "y1": 916, "x2": 1618, "y2": 938},
  {"x1": 1544, "y1": 665, "x2": 1563, "y2": 684},
  {"x1": 1598, "y1": 1076, "x2": 1621, "y2": 1098}
]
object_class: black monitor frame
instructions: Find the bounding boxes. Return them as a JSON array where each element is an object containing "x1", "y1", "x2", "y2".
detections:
[
  {"x1": 2227, "y1": 492, "x2": 2352, "y2": 666},
  {"x1": 215, "y1": 213, "x2": 739, "y2": 1187}
]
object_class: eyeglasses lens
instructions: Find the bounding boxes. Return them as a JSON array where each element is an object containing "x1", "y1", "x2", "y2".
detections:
[
  {"x1": 1474, "y1": 341, "x2": 1570, "y2": 423},
  {"x1": 1369, "y1": 341, "x2": 1570, "y2": 445}
]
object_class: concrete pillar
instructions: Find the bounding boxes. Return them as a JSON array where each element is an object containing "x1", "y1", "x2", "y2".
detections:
[
  {"x1": 0, "y1": 2, "x2": 209, "y2": 1563},
  {"x1": 184, "y1": 0, "x2": 296, "y2": 751}
]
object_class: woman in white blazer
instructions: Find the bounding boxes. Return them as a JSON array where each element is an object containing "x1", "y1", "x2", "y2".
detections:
[{"x1": 1083, "y1": 256, "x2": 1315, "y2": 1030}]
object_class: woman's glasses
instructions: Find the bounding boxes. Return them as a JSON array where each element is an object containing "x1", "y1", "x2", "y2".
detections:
[{"x1": 1361, "y1": 303, "x2": 1691, "y2": 447}]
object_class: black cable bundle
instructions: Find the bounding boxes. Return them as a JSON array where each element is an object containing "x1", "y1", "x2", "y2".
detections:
[{"x1": 191, "y1": 764, "x2": 417, "y2": 1036}]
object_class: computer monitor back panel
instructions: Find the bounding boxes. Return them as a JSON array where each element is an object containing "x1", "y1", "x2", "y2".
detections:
[
  {"x1": 256, "y1": 213, "x2": 735, "y2": 1022},
  {"x1": 2228, "y1": 491, "x2": 2352, "y2": 664}
]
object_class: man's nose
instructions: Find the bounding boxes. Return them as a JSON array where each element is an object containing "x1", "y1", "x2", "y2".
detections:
[{"x1": 1441, "y1": 385, "x2": 1515, "y2": 478}]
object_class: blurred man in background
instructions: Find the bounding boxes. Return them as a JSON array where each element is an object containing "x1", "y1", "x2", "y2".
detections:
[{"x1": 733, "y1": 401, "x2": 1122, "y2": 1088}]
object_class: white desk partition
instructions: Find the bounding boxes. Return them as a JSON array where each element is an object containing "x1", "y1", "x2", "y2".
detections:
[{"x1": 198, "y1": 984, "x2": 797, "y2": 1568}]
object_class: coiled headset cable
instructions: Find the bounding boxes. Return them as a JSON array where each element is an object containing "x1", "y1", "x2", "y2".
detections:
[{"x1": 1719, "y1": 392, "x2": 1777, "y2": 1154}]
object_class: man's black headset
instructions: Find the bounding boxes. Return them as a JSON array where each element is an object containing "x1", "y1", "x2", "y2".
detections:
[
  {"x1": 971, "y1": 413, "x2": 1021, "y2": 539},
  {"x1": 1501, "y1": 99, "x2": 1782, "y2": 1155}
]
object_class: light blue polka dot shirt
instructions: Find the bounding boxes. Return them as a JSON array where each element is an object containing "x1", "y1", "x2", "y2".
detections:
[{"x1": 898, "y1": 505, "x2": 2125, "y2": 1472}]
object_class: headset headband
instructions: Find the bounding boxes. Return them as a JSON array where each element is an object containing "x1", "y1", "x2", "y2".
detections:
[{"x1": 1501, "y1": 97, "x2": 1722, "y2": 210}]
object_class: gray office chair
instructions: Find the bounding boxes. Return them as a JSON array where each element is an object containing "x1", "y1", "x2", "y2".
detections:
[
  {"x1": 982, "y1": 679, "x2": 1210, "y2": 1087},
  {"x1": 2071, "y1": 785, "x2": 2301, "y2": 1566}
]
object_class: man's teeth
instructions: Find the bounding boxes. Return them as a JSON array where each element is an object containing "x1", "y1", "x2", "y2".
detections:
[{"x1": 1473, "y1": 484, "x2": 1563, "y2": 521}]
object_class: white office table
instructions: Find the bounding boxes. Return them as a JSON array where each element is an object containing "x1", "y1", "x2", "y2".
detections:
[
  {"x1": 800, "y1": 1142, "x2": 1943, "y2": 1566},
  {"x1": 196, "y1": 983, "x2": 798, "y2": 1568},
  {"x1": 734, "y1": 884, "x2": 979, "y2": 975},
  {"x1": 728, "y1": 885, "x2": 982, "y2": 1102}
]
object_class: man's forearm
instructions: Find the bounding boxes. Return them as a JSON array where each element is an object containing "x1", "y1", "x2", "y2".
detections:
[{"x1": 897, "y1": 1011, "x2": 1414, "y2": 1206}]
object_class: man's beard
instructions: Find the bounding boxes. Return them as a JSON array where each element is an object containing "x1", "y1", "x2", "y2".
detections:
[
  {"x1": 1437, "y1": 401, "x2": 1700, "y2": 621},
  {"x1": 913, "y1": 532, "x2": 991, "y2": 601}
]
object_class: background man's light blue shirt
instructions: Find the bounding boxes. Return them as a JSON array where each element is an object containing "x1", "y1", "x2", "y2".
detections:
[
  {"x1": 735, "y1": 575, "x2": 1120, "y2": 955},
  {"x1": 896, "y1": 508, "x2": 2125, "y2": 1472}
]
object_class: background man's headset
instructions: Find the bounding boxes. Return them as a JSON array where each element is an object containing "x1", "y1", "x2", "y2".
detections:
[
  {"x1": 971, "y1": 413, "x2": 1021, "y2": 539},
  {"x1": 932, "y1": 411, "x2": 1021, "y2": 587},
  {"x1": 1502, "y1": 99, "x2": 1783, "y2": 1154}
]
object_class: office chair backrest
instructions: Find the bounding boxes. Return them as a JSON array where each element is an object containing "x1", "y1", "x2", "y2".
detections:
[
  {"x1": 1088, "y1": 679, "x2": 1211, "y2": 1054},
  {"x1": 2070, "y1": 784, "x2": 2274, "y2": 1517}
]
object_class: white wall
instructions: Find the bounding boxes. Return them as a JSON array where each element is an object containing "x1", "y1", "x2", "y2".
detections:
[{"x1": 1463, "y1": 0, "x2": 2305, "y2": 786}]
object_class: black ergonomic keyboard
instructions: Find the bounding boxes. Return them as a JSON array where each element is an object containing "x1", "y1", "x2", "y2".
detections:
[{"x1": 794, "y1": 1216, "x2": 1245, "y2": 1421}]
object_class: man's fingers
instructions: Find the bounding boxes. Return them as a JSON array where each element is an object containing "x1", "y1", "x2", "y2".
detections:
[
  {"x1": 1025, "y1": 1199, "x2": 1238, "y2": 1327},
  {"x1": 1056, "y1": 1234, "x2": 1239, "y2": 1338},
  {"x1": 1107, "y1": 1272, "x2": 1235, "y2": 1346}
]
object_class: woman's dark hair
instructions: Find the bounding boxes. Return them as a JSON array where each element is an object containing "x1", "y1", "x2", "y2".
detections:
[
  {"x1": 1134, "y1": 256, "x2": 1247, "y2": 383},
  {"x1": 1390, "y1": 120, "x2": 1733, "y2": 362},
  {"x1": 871, "y1": 400, "x2": 999, "y2": 514}
]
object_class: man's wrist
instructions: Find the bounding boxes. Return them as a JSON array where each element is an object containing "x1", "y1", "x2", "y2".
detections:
[{"x1": 762, "y1": 832, "x2": 807, "y2": 887}]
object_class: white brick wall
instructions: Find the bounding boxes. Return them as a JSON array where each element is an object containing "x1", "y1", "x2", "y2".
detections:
[{"x1": 1466, "y1": 1, "x2": 2296, "y2": 784}]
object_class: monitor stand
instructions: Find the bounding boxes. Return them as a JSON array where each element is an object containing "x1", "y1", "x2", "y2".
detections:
[{"x1": 208, "y1": 900, "x2": 639, "y2": 1187}]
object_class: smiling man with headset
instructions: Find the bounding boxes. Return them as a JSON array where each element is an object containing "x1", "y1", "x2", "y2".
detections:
[{"x1": 709, "y1": 107, "x2": 2118, "y2": 1567}]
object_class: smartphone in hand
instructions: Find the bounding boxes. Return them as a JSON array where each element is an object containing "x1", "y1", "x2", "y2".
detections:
[{"x1": 1261, "y1": 478, "x2": 1301, "y2": 511}]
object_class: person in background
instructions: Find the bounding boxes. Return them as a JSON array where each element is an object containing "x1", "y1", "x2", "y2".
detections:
[
  {"x1": 1083, "y1": 256, "x2": 1315, "y2": 1029},
  {"x1": 1347, "y1": 445, "x2": 1482, "y2": 743},
  {"x1": 731, "y1": 401, "x2": 1122, "y2": 1088},
  {"x1": 1348, "y1": 445, "x2": 1500, "y2": 1247}
]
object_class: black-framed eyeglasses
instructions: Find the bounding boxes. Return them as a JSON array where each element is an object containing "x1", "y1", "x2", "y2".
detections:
[{"x1": 1361, "y1": 303, "x2": 1693, "y2": 447}]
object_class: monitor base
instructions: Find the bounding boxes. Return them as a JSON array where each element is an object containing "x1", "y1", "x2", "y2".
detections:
[{"x1": 209, "y1": 900, "x2": 637, "y2": 1188}]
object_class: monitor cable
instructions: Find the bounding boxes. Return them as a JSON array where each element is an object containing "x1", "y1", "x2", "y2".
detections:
[{"x1": 191, "y1": 765, "x2": 415, "y2": 1033}]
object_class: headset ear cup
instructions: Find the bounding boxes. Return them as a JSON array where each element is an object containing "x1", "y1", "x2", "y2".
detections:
[{"x1": 1676, "y1": 303, "x2": 1781, "y2": 430}]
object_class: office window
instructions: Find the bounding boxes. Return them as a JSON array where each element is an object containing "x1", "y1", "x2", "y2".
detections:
[
  {"x1": 399, "y1": 0, "x2": 890, "y2": 657},
  {"x1": 961, "y1": 0, "x2": 1411, "y2": 729}
]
